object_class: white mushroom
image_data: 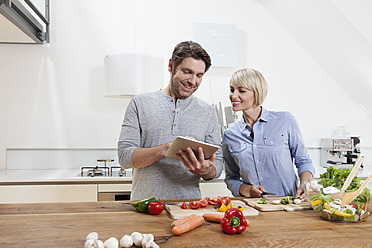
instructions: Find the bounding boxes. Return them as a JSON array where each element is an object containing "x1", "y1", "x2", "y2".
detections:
[
  {"x1": 103, "y1": 237, "x2": 118, "y2": 248},
  {"x1": 94, "y1": 239, "x2": 104, "y2": 248},
  {"x1": 144, "y1": 241, "x2": 159, "y2": 248},
  {"x1": 131, "y1": 232, "x2": 143, "y2": 246},
  {"x1": 271, "y1": 200, "x2": 281, "y2": 205},
  {"x1": 86, "y1": 232, "x2": 99, "y2": 241},
  {"x1": 119, "y1": 235, "x2": 133, "y2": 248},
  {"x1": 329, "y1": 202, "x2": 342, "y2": 211},
  {"x1": 84, "y1": 239, "x2": 94, "y2": 248},
  {"x1": 333, "y1": 199, "x2": 342, "y2": 205},
  {"x1": 142, "y1": 234, "x2": 154, "y2": 248},
  {"x1": 293, "y1": 198, "x2": 302, "y2": 205}
]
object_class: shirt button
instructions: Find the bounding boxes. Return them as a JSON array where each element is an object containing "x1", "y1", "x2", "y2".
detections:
[
  {"x1": 256, "y1": 160, "x2": 259, "y2": 163},
  {"x1": 260, "y1": 177, "x2": 263, "y2": 180},
  {"x1": 270, "y1": 141, "x2": 273, "y2": 144}
]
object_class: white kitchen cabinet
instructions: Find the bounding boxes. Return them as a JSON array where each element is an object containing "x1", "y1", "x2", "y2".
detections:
[
  {"x1": 0, "y1": 184, "x2": 97, "y2": 203},
  {"x1": 200, "y1": 181, "x2": 233, "y2": 198}
]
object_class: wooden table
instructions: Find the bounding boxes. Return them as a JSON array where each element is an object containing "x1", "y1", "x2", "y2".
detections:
[{"x1": 0, "y1": 201, "x2": 371, "y2": 247}]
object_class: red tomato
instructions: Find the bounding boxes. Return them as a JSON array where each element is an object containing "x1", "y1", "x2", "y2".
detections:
[
  {"x1": 208, "y1": 198, "x2": 218, "y2": 205},
  {"x1": 200, "y1": 198, "x2": 209, "y2": 207},
  {"x1": 189, "y1": 200, "x2": 201, "y2": 209},
  {"x1": 148, "y1": 201, "x2": 164, "y2": 215},
  {"x1": 363, "y1": 202, "x2": 368, "y2": 211},
  {"x1": 181, "y1": 202, "x2": 188, "y2": 209},
  {"x1": 349, "y1": 203, "x2": 358, "y2": 209},
  {"x1": 217, "y1": 196, "x2": 231, "y2": 206}
]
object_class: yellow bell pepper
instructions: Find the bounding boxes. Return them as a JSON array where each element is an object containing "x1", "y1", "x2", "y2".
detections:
[
  {"x1": 219, "y1": 203, "x2": 229, "y2": 212},
  {"x1": 333, "y1": 210, "x2": 352, "y2": 217},
  {"x1": 219, "y1": 202, "x2": 245, "y2": 212},
  {"x1": 311, "y1": 199, "x2": 321, "y2": 205},
  {"x1": 324, "y1": 202, "x2": 334, "y2": 212}
]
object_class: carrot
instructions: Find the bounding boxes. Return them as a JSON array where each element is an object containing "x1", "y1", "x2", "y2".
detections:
[
  {"x1": 171, "y1": 214, "x2": 198, "y2": 227},
  {"x1": 203, "y1": 213, "x2": 224, "y2": 223},
  {"x1": 171, "y1": 215, "x2": 204, "y2": 235}
]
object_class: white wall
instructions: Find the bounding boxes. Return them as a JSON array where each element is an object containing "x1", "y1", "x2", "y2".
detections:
[{"x1": 1, "y1": 0, "x2": 372, "y2": 170}]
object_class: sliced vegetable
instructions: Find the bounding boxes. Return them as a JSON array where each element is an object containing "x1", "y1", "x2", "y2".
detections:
[
  {"x1": 257, "y1": 197, "x2": 267, "y2": 204},
  {"x1": 349, "y1": 203, "x2": 358, "y2": 209},
  {"x1": 203, "y1": 213, "x2": 224, "y2": 223},
  {"x1": 189, "y1": 200, "x2": 201, "y2": 209},
  {"x1": 181, "y1": 202, "x2": 188, "y2": 209},
  {"x1": 221, "y1": 208, "x2": 248, "y2": 234},
  {"x1": 200, "y1": 198, "x2": 209, "y2": 207},
  {"x1": 217, "y1": 196, "x2": 231, "y2": 206},
  {"x1": 172, "y1": 215, "x2": 204, "y2": 235},
  {"x1": 280, "y1": 196, "x2": 290, "y2": 205},
  {"x1": 333, "y1": 210, "x2": 352, "y2": 217},
  {"x1": 324, "y1": 202, "x2": 334, "y2": 212},
  {"x1": 219, "y1": 203, "x2": 229, "y2": 212},
  {"x1": 208, "y1": 197, "x2": 219, "y2": 205},
  {"x1": 310, "y1": 199, "x2": 322, "y2": 205},
  {"x1": 363, "y1": 202, "x2": 368, "y2": 211}
]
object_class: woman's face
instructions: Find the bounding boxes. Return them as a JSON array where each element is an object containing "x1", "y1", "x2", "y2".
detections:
[{"x1": 229, "y1": 83, "x2": 257, "y2": 112}]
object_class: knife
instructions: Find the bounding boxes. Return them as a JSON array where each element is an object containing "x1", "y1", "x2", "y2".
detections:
[{"x1": 261, "y1": 191, "x2": 276, "y2": 196}]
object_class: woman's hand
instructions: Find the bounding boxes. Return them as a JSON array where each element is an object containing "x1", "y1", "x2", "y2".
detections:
[{"x1": 239, "y1": 184, "x2": 265, "y2": 198}]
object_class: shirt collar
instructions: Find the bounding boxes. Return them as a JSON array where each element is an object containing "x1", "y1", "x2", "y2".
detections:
[
  {"x1": 259, "y1": 107, "x2": 269, "y2": 122},
  {"x1": 237, "y1": 106, "x2": 269, "y2": 132}
]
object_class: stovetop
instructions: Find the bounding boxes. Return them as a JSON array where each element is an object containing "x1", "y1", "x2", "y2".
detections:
[{"x1": 76, "y1": 166, "x2": 132, "y2": 178}]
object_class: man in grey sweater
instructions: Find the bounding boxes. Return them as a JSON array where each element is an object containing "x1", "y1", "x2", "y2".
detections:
[{"x1": 118, "y1": 41, "x2": 223, "y2": 200}]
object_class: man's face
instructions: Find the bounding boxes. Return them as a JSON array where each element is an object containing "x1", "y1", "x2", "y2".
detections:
[{"x1": 169, "y1": 57, "x2": 206, "y2": 99}]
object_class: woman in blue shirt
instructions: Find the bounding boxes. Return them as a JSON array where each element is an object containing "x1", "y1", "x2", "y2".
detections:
[{"x1": 223, "y1": 68, "x2": 315, "y2": 199}]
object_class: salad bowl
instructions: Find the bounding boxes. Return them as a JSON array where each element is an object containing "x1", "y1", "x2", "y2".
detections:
[{"x1": 303, "y1": 167, "x2": 372, "y2": 223}]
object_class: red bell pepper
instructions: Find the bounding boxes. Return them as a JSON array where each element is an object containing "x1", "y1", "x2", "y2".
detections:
[{"x1": 221, "y1": 208, "x2": 247, "y2": 234}]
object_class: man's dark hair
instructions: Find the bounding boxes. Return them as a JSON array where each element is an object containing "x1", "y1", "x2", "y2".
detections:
[{"x1": 171, "y1": 41, "x2": 212, "y2": 73}]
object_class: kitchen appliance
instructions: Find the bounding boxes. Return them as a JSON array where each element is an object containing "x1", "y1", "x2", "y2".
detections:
[
  {"x1": 76, "y1": 159, "x2": 132, "y2": 178},
  {"x1": 320, "y1": 137, "x2": 362, "y2": 169},
  {"x1": 76, "y1": 159, "x2": 133, "y2": 201}
]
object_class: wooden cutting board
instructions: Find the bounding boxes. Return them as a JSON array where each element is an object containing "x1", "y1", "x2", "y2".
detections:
[
  {"x1": 244, "y1": 197, "x2": 311, "y2": 212},
  {"x1": 165, "y1": 200, "x2": 259, "y2": 220}
]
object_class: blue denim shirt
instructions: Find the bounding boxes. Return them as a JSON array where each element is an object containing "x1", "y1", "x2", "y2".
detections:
[{"x1": 223, "y1": 107, "x2": 315, "y2": 197}]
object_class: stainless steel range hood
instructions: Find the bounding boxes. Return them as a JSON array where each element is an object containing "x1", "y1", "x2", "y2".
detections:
[{"x1": 0, "y1": 0, "x2": 49, "y2": 44}]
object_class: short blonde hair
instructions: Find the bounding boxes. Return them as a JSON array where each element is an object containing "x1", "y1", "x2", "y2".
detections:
[{"x1": 230, "y1": 68, "x2": 268, "y2": 106}]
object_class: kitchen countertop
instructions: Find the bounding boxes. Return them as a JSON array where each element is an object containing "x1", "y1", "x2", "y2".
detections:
[
  {"x1": 0, "y1": 169, "x2": 226, "y2": 185},
  {"x1": 0, "y1": 200, "x2": 371, "y2": 247},
  {"x1": 1, "y1": 165, "x2": 370, "y2": 185},
  {"x1": 0, "y1": 169, "x2": 133, "y2": 185}
]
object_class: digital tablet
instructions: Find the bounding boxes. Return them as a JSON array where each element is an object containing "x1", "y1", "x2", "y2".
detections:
[{"x1": 164, "y1": 136, "x2": 220, "y2": 159}]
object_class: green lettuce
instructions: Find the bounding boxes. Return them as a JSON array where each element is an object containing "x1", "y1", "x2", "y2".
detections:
[{"x1": 318, "y1": 166, "x2": 362, "y2": 190}]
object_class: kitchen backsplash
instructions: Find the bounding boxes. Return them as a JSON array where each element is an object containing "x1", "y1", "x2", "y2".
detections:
[{"x1": 6, "y1": 148, "x2": 119, "y2": 170}]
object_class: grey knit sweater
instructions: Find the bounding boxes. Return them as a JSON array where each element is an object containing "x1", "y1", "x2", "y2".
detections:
[{"x1": 118, "y1": 90, "x2": 223, "y2": 200}]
